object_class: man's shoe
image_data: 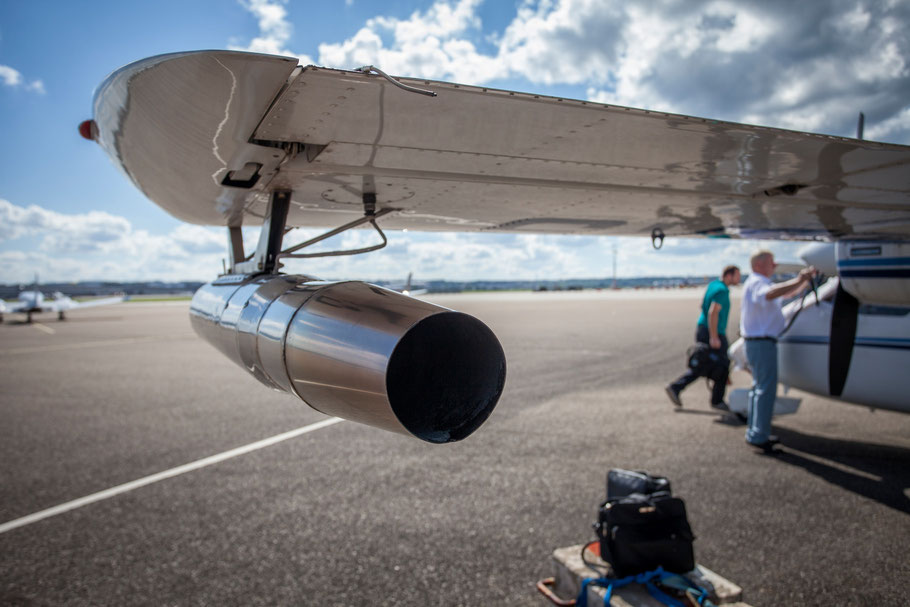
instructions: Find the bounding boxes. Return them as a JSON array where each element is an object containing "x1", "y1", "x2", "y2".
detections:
[
  {"x1": 710, "y1": 401, "x2": 730, "y2": 412},
  {"x1": 665, "y1": 386, "x2": 682, "y2": 407},
  {"x1": 748, "y1": 435, "x2": 780, "y2": 453}
]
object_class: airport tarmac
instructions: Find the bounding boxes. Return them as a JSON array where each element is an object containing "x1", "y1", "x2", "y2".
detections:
[{"x1": 1, "y1": 291, "x2": 908, "y2": 606}]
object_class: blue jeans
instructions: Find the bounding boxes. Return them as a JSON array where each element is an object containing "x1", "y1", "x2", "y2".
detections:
[{"x1": 744, "y1": 339, "x2": 777, "y2": 444}]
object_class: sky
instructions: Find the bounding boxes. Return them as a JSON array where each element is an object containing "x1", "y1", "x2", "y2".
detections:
[{"x1": 1, "y1": 0, "x2": 908, "y2": 284}]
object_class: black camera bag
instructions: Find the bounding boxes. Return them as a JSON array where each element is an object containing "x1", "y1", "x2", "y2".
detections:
[
  {"x1": 595, "y1": 492, "x2": 695, "y2": 577},
  {"x1": 686, "y1": 342, "x2": 728, "y2": 377},
  {"x1": 607, "y1": 469, "x2": 671, "y2": 500}
]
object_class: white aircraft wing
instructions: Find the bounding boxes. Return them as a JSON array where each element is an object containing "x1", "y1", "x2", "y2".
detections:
[
  {"x1": 83, "y1": 50, "x2": 910, "y2": 434},
  {"x1": 81, "y1": 295, "x2": 128, "y2": 308},
  {"x1": 2, "y1": 300, "x2": 29, "y2": 313},
  {"x1": 1, "y1": 297, "x2": 55, "y2": 313},
  {"x1": 91, "y1": 50, "x2": 910, "y2": 241},
  {"x1": 49, "y1": 295, "x2": 127, "y2": 311}
]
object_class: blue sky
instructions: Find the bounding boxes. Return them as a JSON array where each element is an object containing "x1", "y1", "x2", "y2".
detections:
[{"x1": 1, "y1": 0, "x2": 908, "y2": 284}]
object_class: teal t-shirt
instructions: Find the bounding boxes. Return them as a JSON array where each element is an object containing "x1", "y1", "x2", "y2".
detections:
[{"x1": 697, "y1": 279, "x2": 730, "y2": 335}]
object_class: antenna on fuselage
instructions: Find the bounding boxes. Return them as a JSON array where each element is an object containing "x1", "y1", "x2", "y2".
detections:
[{"x1": 856, "y1": 112, "x2": 865, "y2": 140}]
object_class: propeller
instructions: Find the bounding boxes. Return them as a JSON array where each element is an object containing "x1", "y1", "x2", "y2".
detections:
[{"x1": 828, "y1": 280, "x2": 859, "y2": 397}]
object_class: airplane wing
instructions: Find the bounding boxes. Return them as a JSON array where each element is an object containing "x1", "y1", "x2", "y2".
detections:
[
  {"x1": 91, "y1": 50, "x2": 910, "y2": 241},
  {"x1": 49, "y1": 295, "x2": 127, "y2": 311},
  {"x1": 84, "y1": 50, "x2": 910, "y2": 433},
  {"x1": 2, "y1": 300, "x2": 27, "y2": 313},
  {"x1": 73, "y1": 295, "x2": 128, "y2": 308}
]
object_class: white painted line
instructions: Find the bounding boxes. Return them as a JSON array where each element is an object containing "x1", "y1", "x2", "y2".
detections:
[
  {"x1": 0, "y1": 417, "x2": 344, "y2": 535},
  {"x1": 0, "y1": 334, "x2": 195, "y2": 356},
  {"x1": 32, "y1": 323, "x2": 55, "y2": 335}
]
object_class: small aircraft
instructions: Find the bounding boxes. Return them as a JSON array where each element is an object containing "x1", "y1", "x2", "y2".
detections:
[
  {"x1": 729, "y1": 243, "x2": 910, "y2": 414},
  {"x1": 0, "y1": 284, "x2": 126, "y2": 324},
  {"x1": 387, "y1": 273, "x2": 427, "y2": 297},
  {"x1": 80, "y1": 50, "x2": 910, "y2": 440}
]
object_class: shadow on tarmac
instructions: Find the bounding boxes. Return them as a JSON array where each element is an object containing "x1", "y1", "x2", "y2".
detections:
[
  {"x1": 772, "y1": 428, "x2": 910, "y2": 514},
  {"x1": 676, "y1": 406, "x2": 908, "y2": 512},
  {"x1": 674, "y1": 408, "x2": 746, "y2": 425},
  {"x1": 673, "y1": 408, "x2": 720, "y2": 417}
]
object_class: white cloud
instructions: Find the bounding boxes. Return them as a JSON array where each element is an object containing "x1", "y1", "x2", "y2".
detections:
[
  {"x1": 0, "y1": 199, "x2": 807, "y2": 284},
  {"x1": 0, "y1": 65, "x2": 23, "y2": 87},
  {"x1": 564, "y1": 1, "x2": 910, "y2": 142},
  {"x1": 318, "y1": 0, "x2": 500, "y2": 80},
  {"x1": 302, "y1": 0, "x2": 910, "y2": 143},
  {"x1": 495, "y1": 0, "x2": 626, "y2": 85},
  {"x1": 0, "y1": 64, "x2": 45, "y2": 94},
  {"x1": 0, "y1": 199, "x2": 129, "y2": 246},
  {"x1": 711, "y1": 5, "x2": 774, "y2": 54},
  {"x1": 314, "y1": 0, "x2": 625, "y2": 83},
  {"x1": 230, "y1": 0, "x2": 315, "y2": 63},
  {"x1": 0, "y1": 199, "x2": 225, "y2": 282},
  {"x1": 865, "y1": 105, "x2": 910, "y2": 142},
  {"x1": 275, "y1": 224, "x2": 808, "y2": 283}
]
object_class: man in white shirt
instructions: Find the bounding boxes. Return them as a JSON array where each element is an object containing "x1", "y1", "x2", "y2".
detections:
[{"x1": 740, "y1": 251, "x2": 817, "y2": 451}]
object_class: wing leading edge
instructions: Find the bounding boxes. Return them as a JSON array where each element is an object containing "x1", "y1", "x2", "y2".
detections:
[{"x1": 92, "y1": 50, "x2": 910, "y2": 241}]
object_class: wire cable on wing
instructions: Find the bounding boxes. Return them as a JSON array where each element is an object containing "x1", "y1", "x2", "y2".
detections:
[{"x1": 355, "y1": 65, "x2": 438, "y2": 97}]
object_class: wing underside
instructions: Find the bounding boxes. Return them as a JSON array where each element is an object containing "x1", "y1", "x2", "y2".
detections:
[{"x1": 93, "y1": 50, "x2": 910, "y2": 240}]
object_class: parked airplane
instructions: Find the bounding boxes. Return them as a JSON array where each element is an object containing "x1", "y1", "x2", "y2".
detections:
[
  {"x1": 729, "y1": 243, "x2": 910, "y2": 413},
  {"x1": 0, "y1": 287, "x2": 126, "y2": 324},
  {"x1": 80, "y1": 50, "x2": 910, "y2": 439},
  {"x1": 388, "y1": 273, "x2": 427, "y2": 297}
]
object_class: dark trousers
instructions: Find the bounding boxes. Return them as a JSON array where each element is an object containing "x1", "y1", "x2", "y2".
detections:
[{"x1": 669, "y1": 325, "x2": 729, "y2": 405}]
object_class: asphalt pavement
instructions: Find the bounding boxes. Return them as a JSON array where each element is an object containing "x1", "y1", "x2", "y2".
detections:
[{"x1": 1, "y1": 291, "x2": 908, "y2": 606}]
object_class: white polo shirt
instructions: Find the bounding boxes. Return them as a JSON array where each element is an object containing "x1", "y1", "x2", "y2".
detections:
[{"x1": 740, "y1": 272, "x2": 785, "y2": 338}]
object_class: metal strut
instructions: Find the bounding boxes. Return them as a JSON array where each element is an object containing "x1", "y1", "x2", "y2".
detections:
[
  {"x1": 231, "y1": 190, "x2": 291, "y2": 275},
  {"x1": 263, "y1": 191, "x2": 291, "y2": 272}
]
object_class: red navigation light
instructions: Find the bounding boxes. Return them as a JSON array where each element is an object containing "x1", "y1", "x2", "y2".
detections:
[{"x1": 78, "y1": 119, "x2": 96, "y2": 141}]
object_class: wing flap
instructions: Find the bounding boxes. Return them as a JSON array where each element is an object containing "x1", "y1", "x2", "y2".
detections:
[{"x1": 253, "y1": 66, "x2": 910, "y2": 239}]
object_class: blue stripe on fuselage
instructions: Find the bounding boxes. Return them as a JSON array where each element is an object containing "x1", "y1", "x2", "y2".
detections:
[
  {"x1": 838, "y1": 269, "x2": 910, "y2": 278},
  {"x1": 780, "y1": 335, "x2": 910, "y2": 351},
  {"x1": 837, "y1": 256, "x2": 910, "y2": 267}
]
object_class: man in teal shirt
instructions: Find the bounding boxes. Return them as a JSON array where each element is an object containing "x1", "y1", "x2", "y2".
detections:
[{"x1": 666, "y1": 265, "x2": 741, "y2": 409}]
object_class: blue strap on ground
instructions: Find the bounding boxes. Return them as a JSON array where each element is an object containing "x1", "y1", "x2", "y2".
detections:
[{"x1": 577, "y1": 567, "x2": 711, "y2": 607}]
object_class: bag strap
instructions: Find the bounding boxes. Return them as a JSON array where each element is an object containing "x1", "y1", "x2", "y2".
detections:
[
  {"x1": 576, "y1": 567, "x2": 716, "y2": 607},
  {"x1": 658, "y1": 573, "x2": 715, "y2": 606}
]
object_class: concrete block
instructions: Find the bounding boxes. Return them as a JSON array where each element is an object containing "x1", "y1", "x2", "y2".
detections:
[{"x1": 538, "y1": 544, "x2": 751, "y2": 606}]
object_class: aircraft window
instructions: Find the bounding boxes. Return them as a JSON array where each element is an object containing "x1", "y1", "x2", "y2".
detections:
[{"x1": 858, "y1": 304, "x2": 910, "y2": 316}]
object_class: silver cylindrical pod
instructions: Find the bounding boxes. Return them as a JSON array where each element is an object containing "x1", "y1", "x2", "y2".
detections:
[{"x1": 190, "y1": 275, "x2": 506, "y2": 443}]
